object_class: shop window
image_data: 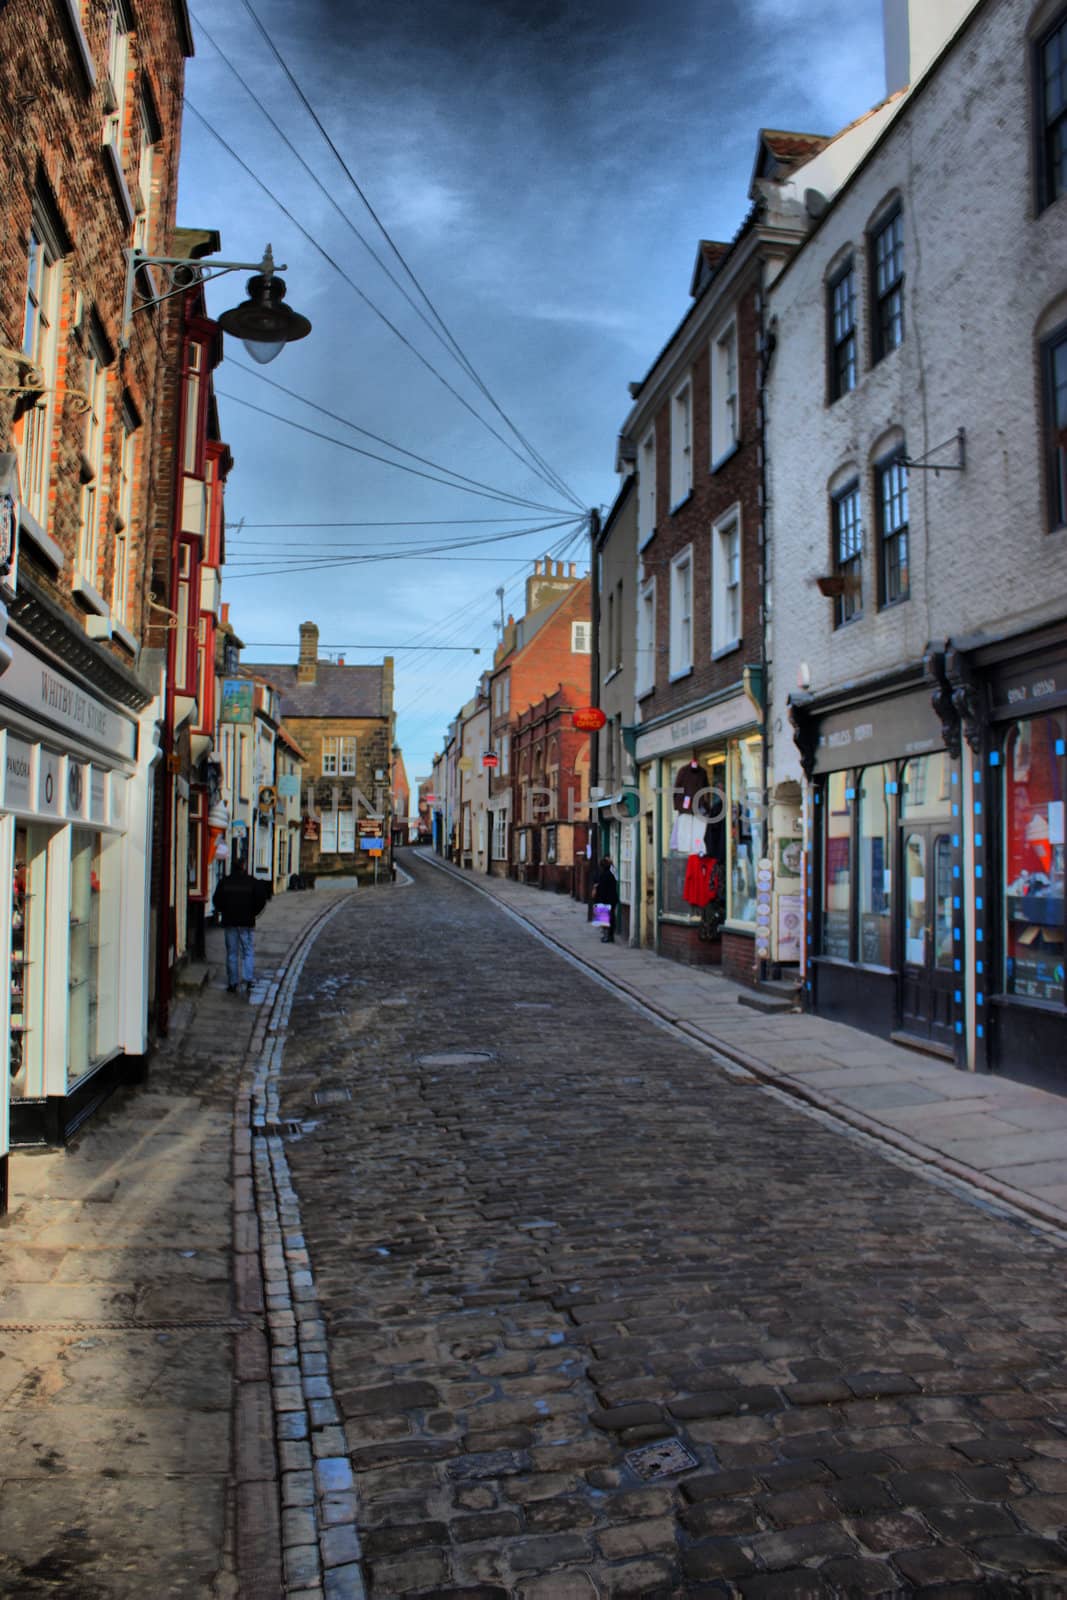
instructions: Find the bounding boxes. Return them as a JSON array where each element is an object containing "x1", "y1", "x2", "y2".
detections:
[
  {"x1": 1004, "y1": 712, "x2": 1066, "y2": 1003},
  {"x1": 870, "y1": 205, "x2": 904, "y2": 362},
  {"x1": 661, "y1": 754, "x2": 725, "y2": 919},
  {"x1": 828, "y1": 259, "x2": 857, "y2": 401},
  {"x1": 858, "y1": 764, "x2": 892, "y2": 966},
  {"x1": 10, "y1": 825, "x2": 50, "y2": 1096},
  {"x1": 1043, "y1": 322, "x2": 1067, "y2": 530},
  {"x1": 901, "y1": 751, "x2": 952, "y2": 818},
  {"x1": 1036, "y1": 10, "x2": 1067, "y2": 212},
  {"x1": 822, "y1": 771, "x2": 852, "y2": 958},
  {"x1": 68, "y1": 829, "x2": 104, "y2": 1086},
  {"x1": 729, "y1": 736, "x2": 761, "y2": 924},
  {"x1": 876, "y1": 452, "x2": 909, "y2": 606},
  {"x1": 545, "y1": 825, "x2": 557, "y2": 864}
]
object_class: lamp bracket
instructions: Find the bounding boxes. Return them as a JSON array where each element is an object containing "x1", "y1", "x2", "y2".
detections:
[
  {"x1": 120, "y1": 245, "x2": 287, "y2": 349},
  {"x1": 902, "y1": 427, "x2": 966, "y2": 474}
]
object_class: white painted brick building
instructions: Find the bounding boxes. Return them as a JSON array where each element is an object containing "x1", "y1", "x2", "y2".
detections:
[{"x1": 765, "y1": 0, "x2": 1067, "y2": 1084}]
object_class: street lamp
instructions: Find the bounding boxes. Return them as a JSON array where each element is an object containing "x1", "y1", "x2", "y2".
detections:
[{"x1": 121, "y1": 243, "x2": 311, "y2": 361}]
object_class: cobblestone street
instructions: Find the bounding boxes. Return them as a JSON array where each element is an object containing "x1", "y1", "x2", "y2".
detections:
[{"x1": 278, "y1": 857, "x2": 1067, "y2": 1598}]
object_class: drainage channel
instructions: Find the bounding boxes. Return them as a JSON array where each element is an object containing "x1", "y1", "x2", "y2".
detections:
[{"x1": 248, "y1": 897, "x2": 367, "y2": 1600}]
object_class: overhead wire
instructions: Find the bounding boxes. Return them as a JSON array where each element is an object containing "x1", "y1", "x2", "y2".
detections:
[
  {"x1": 183, "y1": 99, "x2": 581, "y2": 509},
  {"x1": 228, "y1": 0, "x2": 584, "y2": 513},
  {"x1": 222, "y1": 517, "x2": 584, "y2": 579}
]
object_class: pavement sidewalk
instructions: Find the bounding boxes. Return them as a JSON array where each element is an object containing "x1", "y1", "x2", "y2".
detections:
[
  {"x1": 423, "y1": 852, "x2": 1067, "y2": 1237},
  {"x1": 0, "y1": 886, "x2": 348, "y2": 1600}
]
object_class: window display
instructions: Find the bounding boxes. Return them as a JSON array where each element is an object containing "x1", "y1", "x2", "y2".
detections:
[
  {"x1": 858, "y1": 764, "x2": 892, "y2": 966},
  {"x1": 1004, "y1": 712, "x2": 1066, "y2": 1003},
  {"x1": 822, "y1": 771, "x2": 852, "y2": 958},
  {"x1": 729, "y1": 738, "x2": 761, "y2": 924},
  {"x1": 67, "y1": 828, "x2": 102, "y2": 1086}
]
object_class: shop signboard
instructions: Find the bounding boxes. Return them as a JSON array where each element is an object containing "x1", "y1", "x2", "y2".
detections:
[
  {"x1": 3, "y1": 735, "x2": 32, "y2": 811},
  {"x1": 634, "y1": 690, "x2": 753, "y2": 762},
  {"x1": 991, "y1": 651, "x2": 1067, "y2": 718},
  {"x1": 219, "y1": 679, "x2": 254, "y2": 724},
  {"x1": 777, "y1": 894, "x2": 802, "y2": 962},
  {"x1": 0, "y1": 642, "x2": 136, "y2": 762},
  {"x1": 277, "y1": 774, "x2": 300, "y2": 799},
  {"x1": 813, "y1": 688, "x2": 943, "y2": 775},
  {"x1": 37, "y1": 748, "x2": 61, "y2": 816},
  {"x1": 360, "y1": 836, "x2": 385, "y2": 851}
]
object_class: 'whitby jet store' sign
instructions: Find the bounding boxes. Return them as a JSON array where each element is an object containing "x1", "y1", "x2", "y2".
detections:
[{"x1": 0, "y1": 641, "x2": 137, "y2": 763}]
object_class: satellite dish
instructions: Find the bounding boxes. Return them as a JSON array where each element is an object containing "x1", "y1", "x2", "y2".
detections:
[{"x1": 805, "y1": 188, "x2": 829, "y2": 220}]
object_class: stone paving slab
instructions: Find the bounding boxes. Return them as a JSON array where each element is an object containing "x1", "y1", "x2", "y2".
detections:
[
  {"x1": 0, "y1": 886, "x2": 349, "y2": 1598},
  {"x1": 426, "y1": 854, "x2": 1067, "y2": 1233}
]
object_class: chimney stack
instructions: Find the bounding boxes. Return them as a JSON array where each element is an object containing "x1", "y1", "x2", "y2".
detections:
[
  {"x1": 298, "y1": 620, "x2": 319, "y2": 685},
  {"x1": 337, "y1": 655, "x2": 345, "y2": 667}
]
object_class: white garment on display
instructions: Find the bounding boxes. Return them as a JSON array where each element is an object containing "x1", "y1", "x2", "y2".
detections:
[{"x1": 669, "y1": 813, "x2": 705, "y2": 855}]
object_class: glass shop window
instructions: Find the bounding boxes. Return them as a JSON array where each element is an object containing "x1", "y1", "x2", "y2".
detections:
[
  {"x1": 10, "y1": 824, "x2": 51, "y2": 1096},
  {"x1": 901, "y1": 750, "x2": 952, "y2": 818},
  {"x1": 729, "y1": 736, "x2": 761, "y2": 924},
  {"x1": 822, "y1": 771, "x2": 852, "y2": 959},
  {"x1": 1004, "y1": 712, "x2": 1066, "y2": 1003},
  {"x1": 858, "y1": 764, "x2": 892, "y2": 966},
  {"x1": 68, "y1": 829, "x2": 105, "y2": 1085}
]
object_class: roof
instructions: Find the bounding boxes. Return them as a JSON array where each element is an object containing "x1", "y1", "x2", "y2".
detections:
[
  {"x1": 276, "y1": 724, "x2": 308, "y2": 761},
  {"x1": 242, "y1": 662, "x2": 390, "y2": 719},
  {"x1": 689, "y1": 240, "x2": 732, "y2": 298},
  {"x1": 748, "y1": 128, "x2": 830, "y2": 196}
]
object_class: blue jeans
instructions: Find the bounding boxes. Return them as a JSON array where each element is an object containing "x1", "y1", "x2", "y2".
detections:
[{"x1": 224, "y1": 927, "x2": 255, "y2": 988}]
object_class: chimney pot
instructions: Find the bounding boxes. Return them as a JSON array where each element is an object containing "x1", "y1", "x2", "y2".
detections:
[
  {"x1": 298, "y1": 620, "x2": 319, "y2": 686},
  {"x1": 337, "y1": 655, "x2": 345, "y2": 666}
]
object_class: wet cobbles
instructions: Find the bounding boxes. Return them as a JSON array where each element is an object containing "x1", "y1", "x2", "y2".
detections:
[{"x1": 280, "y1": 856, "x2": 1067, "y2": 1598}]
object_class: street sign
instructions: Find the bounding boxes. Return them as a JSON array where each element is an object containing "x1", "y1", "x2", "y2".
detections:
[
  {"x1": 360, "y1": 836, "x2": 385, "y2": 851},
  {"x1": 573, "y1": 707, "x2": 607, "y2": 731},
  {"x1": 482, "y1": 753, "x2": 499, "y2": 768}
]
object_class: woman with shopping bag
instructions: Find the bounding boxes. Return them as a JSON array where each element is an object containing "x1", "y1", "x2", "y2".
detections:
[{"x1": 592, "y1": 855, "x2": 619, "y2": 944}]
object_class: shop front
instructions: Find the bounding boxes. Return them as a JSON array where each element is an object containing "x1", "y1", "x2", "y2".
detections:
[
  {"x1": 634, "y1": 689, "x2": 763, "y2": 983},
  {"x1": 0, "y1": 624, "x2": 156, "y2": 1177},
  {"x1": 963, "y1": 625, "x2": 1066, "y2": 1089},
  {"x1": 792, "y1": 676, "x2": 962, "y2": 1060}
]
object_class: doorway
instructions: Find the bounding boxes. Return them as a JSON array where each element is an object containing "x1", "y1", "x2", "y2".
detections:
[{"x1": 898, "y1": 754, "x2": 955, "y2": 1051}]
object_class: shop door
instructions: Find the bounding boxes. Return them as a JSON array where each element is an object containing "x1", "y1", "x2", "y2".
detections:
[{"x1": 900, "y1": 824, "x2": 955, "y2": 1047}]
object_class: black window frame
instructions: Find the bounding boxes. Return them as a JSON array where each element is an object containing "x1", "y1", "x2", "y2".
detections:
[
  {"x1": 827, "y1": 258, "x2": 857, "y2": 403},
  {"x1": 869, "y1": 205, "x2": 904, "y2": 364},
  {"x1": 875, "y1": 448, "x2": 910, "y2": 607},
  {"x1": 1036, "y1": 9, "x2": 1067, "y2": 212},
  {"x1": 831, "y1": 480, "x2": 863, "y2": 628},
  {"x1": 1043, "y1": 320, "x2": 1067, "y2": 530}
]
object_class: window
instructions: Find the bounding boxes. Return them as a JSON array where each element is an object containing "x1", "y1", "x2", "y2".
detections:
[
  {"x1": 133, "y1": 91, "x2": 159, "y2": 253},
  {"x1": 499, "y1": 732, "x2": 510, "y2": 777},
  {"x1": 613, "y1": 580, "x2": 623, "y2": 671},
  {"x1": 571, "y1": 620, "x2": 591, "y2": 653},
  {"x1": 871, "y1": 206, "x2": 904, "y2": 362},
  {"x1": 670, "y1": 379, "x2": 692, "y2": 507},
  {"x1": 828, "y1": 260, "x2": 857, "y2": 400},
  {"x1": 638, "y1": 427, "x2": 656, "y2": 546},
  {"x1": 876, "y1": 452, "x2": 909, "y2": 605},
  {"x1": 113, "y1": 404, "x2": 138, "y2": 623},
  {"x1": 669, "y1": 547, "x2": 693, "y2": 678},
  {"x1": 711, "y1": 510, "x2": 741, "y2": 654},
  {"x1": 729, "y1": 736, "x2": 761, "y2": 924},
  {"x1": 1004, "y1": 712, "x2": 1066, "y2": 1002},
  {"x1": 337, "y1": 810, "x2": 356, "y2": 853},
  {"x1": 711, "y1": 320, "x2": 739, "y2": 464},
  {"x1": 1044, "y1": 323, "x2": 1067, "y2": 529},
  {"x1": 858, "y1": 765, "x2": 892, "y2": 966},
  {"x1": 103, "y1": 0, "x2": 131, "y2": 153},
  {"x1": 636, "y1": 577, "x2": 656, "y2": 696},
  {"x1": 19, "y1": 213, "x2": 64, "y2": 528},
  {"x1": 183, "y1": 341, "x2": 204, "y2": 474},
  {"x1": 322, "y1": 736, "x2": 356, "y2": 777},
  {"x1": 77, "y1": 331, "x2": 110, "y2": 587},
  {"x1": 492, "y1": 807, "x2": 508, "y2": 859},
  {"x1": 832, "y1": 483, "x2": 863, "y2": 626},
  {"x1": 1038, "y1": 12, "x2": 1067, "y2": 210},
  {"x1": 821, "y1": 771, "x2": 852, "y2": 957},
  {"x1": 320, "y1": 810, "x2": 338, "y2": 853}
]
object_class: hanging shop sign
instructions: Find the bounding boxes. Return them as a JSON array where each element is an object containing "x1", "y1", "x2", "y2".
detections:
[
  {"x1": 276, "y1": 774, "x2": 300, "y2": 800},
  {"x1": 258, "y1": 785, "x2": 277, "y2": 813},
  {"x1": 219, "y1": 679, "x2": 254, "y2": 724},
  {"x1": 482, "y1": 752, "x2": 499, "y2": 768},
  {"x1": 573, "y1": 707, "x2": 607, "y2": 731},
  {"x1": 302, "y1": 816, "x2": 320, "y2": 840}
]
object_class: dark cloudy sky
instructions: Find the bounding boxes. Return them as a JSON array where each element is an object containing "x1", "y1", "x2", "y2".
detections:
[{"x1": 178, "y1": 0, "x2": 886, "y2": 787}]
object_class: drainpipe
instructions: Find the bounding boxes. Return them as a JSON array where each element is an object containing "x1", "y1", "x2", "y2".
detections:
[{"x1": 587, "y1": 507, "x2": 601, "y2": 916}]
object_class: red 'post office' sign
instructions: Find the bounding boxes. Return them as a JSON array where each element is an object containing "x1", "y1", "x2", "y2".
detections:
[{"x1": 573, "y1": 707, "x2": 607, "y2": 731}]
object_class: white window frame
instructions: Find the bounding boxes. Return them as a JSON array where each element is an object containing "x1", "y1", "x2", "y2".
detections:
[
  {"x1": 499, "y1": 732, "x2": 510, "y2": 777},
  {"x1": 711, "y1": 318, "x2": 739, "y2": 468},
  {"x1": 19, "y1": 212, "x2": 64, "y2": 530},
  {"x1": 322, "y1": 735, "x2": 357, "y2": 778},
  {"x1": 571, "y1": 620, "x2": 592, "y2": 654},
  {"x1": 492, "y1": 807, "x2": 508, "y2": 860},
  {"x1": 670, "y1": 378, "x2": 693, "y2": 508},
  {"x1": 337, "y1": 809, "x2": 356, "y2": 853},
  {"x1": 711, "y1": 506, "x2": 742, "y2": 658},
  {"x1": 103, "y1": 0, "x2": 131, "y2": 155},
  {"x1": 320, "y1": 810, "x2": 339, "y2": 853},
  {"x1": 77, "y1": 333, "x2": 110, "y2": 587},
  {"x1": 669, "y1": 546, "x2": 693, "y2": 680},
  {"x1": 133, "y1": 95, "x2": 157, "y2": 253},
  {"x1": 636, "y1": 576, "x2": 656, "y2": 697},
  {"x1": 112, "y1": 404, "x2": 138, "y2": 623},
  {"x1": 638, "y1": 426, "x2": 657, "y2": 548}
]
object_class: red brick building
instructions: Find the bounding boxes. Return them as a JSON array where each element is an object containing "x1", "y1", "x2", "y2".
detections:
[
  {"x1": 485, "y1": 560, "x2": 592, "y2": 877},
  {"x1": 512, "y1": 683, "x2": 590, "y2": 892}
]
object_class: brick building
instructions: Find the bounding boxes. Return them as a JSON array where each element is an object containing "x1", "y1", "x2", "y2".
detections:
[
  {"x1": 249, "y1": 622, "x2": 396, "y2": 885},
  {"x1": 768, "y1": 0, "x2": 1067, "y2": 1083},
  {"x1": 485, "y1": 559, "x2": 591, "y2": 877},
  {"x1": 512, "y1": 683, "x2": 590, "y2": 893},
  {"x1": 0, "y1": 0, "x2": 195, "y2": 1163}
]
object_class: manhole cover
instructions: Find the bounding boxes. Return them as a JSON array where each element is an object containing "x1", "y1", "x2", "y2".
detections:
[
  {"x1": 625, "y1": 1438, "x2": 699, "y2": 1481},
  {"x1": 314, "y1": 1088, "x2": 352, "y2": 1106},
  {"x1": 417, "y1": 1051, "x2": 494, "y2": 1067}
]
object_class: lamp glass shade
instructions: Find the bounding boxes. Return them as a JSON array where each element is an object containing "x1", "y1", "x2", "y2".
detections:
[{"x1": 243, "y1": 338, "x2": 285, "y2": 365}]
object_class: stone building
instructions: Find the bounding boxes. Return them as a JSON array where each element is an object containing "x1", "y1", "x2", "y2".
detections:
[{"x1": 249, "y1": 622, "x2": 396, "y2": 886}]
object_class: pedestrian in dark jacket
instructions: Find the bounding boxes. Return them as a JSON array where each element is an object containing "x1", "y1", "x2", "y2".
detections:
[
  {"x1": 592, "y1": 855, "x2": 619, "y2": 944},
  {"x1": 213, "y1": 862, "x2": 269, "y2": 994}
]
